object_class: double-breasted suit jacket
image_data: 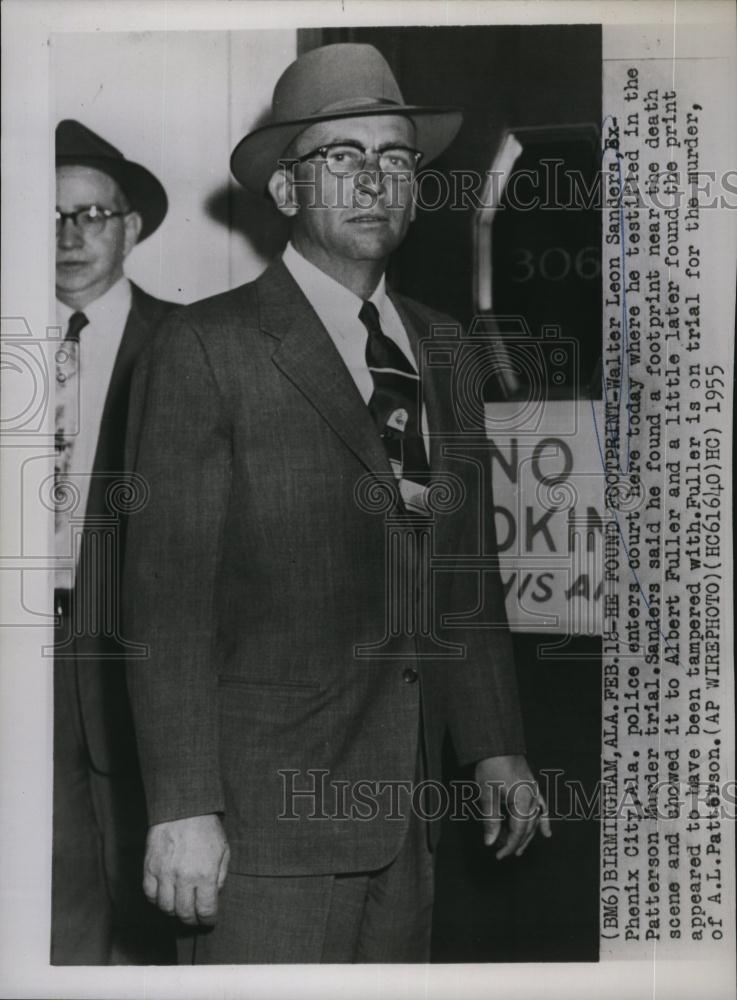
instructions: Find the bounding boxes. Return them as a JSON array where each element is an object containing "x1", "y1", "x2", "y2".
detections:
[{"x1": 123, "y1": 260, "x2": 525, "y2": 875}]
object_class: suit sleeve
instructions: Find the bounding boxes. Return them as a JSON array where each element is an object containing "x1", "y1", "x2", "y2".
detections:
[
  {"x1": 123, "y1": 312, "x2": 230, "y2": 825},
  {"x1": 408, "y1": 299, "x2": 527, "y2": 766},
  {"x1": 443, "y1": 569, "x2": 527, "y2": 766},
  {"x1": 440, "y1": 448, "x2": 527, "y2": 766}
]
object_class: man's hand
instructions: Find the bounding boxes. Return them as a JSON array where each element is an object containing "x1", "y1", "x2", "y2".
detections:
[
  {"x1": 475, "y1": 754, "x2": 552, "y2": 859},
  {"x1": 143, "y1": 813, "x2": 230, "y2": 926}
]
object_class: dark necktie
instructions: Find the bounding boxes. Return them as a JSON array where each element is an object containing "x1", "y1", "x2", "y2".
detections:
[
  {"x1": 55, "y1": 311, "x2": 88, "y2": 542},
  {"x1": 64, "y1": 310, "x2": 89, "y2": 344},
  {"x1": 359, "y1": 300, "x2": 430, "y2": 486}
]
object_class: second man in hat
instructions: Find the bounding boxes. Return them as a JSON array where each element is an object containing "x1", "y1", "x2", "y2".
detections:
[{"x1": 53, "y1": 118, "x2": 178, "y2": 965}]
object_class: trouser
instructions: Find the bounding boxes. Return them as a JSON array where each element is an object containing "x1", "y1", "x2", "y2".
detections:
[
  {"x1": 51, "y1": 649, "x2": 113, "y2": 964},
  {"x1": 178, "y1": 734, "x2": 434, "y2": 963},
  {"x1": 51, "y1": 589, "x2": 176, "y2": 965}
]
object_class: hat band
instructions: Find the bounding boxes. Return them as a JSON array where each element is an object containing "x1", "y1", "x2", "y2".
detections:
[{"x1": 308, "y1": 96, "x2": 402, "y2": 116}]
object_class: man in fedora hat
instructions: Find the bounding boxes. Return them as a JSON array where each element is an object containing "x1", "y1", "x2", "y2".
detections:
[
  {"x1": 53, "y1": 119, "x2": 177, "y2": 964},
  {"x1": 124, "y1": 43, "x2": 550, "y2": 964}
]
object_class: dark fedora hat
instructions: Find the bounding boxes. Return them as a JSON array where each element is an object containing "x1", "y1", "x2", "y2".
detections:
[
  {"x1": 56, "y1": 119, "x2": 168, "y2": 240},
  {"x1": 230, "y1": 43, "x2": 463, "y2": 196}
]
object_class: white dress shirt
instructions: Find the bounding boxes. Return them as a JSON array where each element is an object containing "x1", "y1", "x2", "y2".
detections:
[
  {"x1": 55, "y1": 276, "x2": 132, "y2": 587},
  {"x1": 281, "y1": 242, "x2": 430, "y2": 458}
]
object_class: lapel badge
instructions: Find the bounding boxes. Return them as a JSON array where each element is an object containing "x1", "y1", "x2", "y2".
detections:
[{"x1": 387, "y1": 408, "x2": 409, "y2": 433}]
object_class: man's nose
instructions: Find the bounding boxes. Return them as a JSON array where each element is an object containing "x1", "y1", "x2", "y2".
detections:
[
  {"x1": 57, "y1": 217, "x2": 84, "y2": 249},
  {"x1": 353, "y1": 158, "x2": 388, "y2": 205},
  {"x1": 358, "y1": 153, "x2": 386, "y2": 185}
]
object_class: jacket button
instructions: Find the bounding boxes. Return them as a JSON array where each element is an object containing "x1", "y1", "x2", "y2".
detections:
[{"x1": 403, "y1": 667, "x2": 419, "y2": 684}]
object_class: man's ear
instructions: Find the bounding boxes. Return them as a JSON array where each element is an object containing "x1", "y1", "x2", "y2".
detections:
[
  {"x1": 122, "y1": 211, "x2": 143, "y2": 256},
  {"x1": 268, "y1": 168, "x2": 300, "y2": 218}
]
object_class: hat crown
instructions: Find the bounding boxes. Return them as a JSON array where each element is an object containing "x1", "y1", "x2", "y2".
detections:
[
  {"x1": 272, "y1": 44, "x2": 404, "y2": 123},
  {"x1": 56, "y1": 119, "x2": 124, "y2": 161}
]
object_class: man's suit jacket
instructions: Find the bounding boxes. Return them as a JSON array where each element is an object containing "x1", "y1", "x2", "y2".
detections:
[
  {"x1": 123, "y1": 260, "x2": 525, "y2": 875},
  {"x1": 62, "y1": 283, "x2": 177, "y2": 775}
]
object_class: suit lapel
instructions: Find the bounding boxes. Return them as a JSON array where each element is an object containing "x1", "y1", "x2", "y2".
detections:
[
  {"x1": 77, "y1": 284, "x2": 170, "y2": 658},
  {"x1": 106, "y1": 285, "x2": 159, "y2": 421},
  {"x1": 258, "y1": 261, "x2": 393, "y2": 478},
  {"x1": 87, "y1": 285, "x2": 154, "y2": 492}
]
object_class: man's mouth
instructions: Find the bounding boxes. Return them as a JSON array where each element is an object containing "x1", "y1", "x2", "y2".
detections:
[
  {"x1": 57, "y1": 260, "x2": 89, "y2": 268},
  {"x1": 348, "y1": 214, "x2": 389, "y2": 224}
]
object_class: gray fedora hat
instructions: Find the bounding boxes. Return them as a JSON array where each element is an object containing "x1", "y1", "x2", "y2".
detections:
[{"x1": 230, "y1": 43, "x2": 463, "y2": 196}]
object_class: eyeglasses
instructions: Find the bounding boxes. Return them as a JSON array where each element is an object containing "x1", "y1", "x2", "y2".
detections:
[
  {"x1": 289, "y1": 142, "x2": 423, "y2": 178},
  {"x1": 56, "y1": 205, "x2": 129, "y2": 237}
]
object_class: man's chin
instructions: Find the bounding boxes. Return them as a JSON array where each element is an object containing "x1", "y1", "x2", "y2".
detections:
[
  {"x1": 56, "y1": 267, "x2": 94, "y2": 294},
  {"x1": 344, "y1": 229, "x2": 404, "y2": 260}
]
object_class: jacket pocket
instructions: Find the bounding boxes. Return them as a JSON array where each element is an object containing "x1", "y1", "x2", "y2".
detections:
[{"x1": 217, "y1": 674, "x2": 321, "y2": 694}]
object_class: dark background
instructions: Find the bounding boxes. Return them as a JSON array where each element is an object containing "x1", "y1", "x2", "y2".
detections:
[{"x1": 301, "y1": 24, "x2": 603, "y2": 963}]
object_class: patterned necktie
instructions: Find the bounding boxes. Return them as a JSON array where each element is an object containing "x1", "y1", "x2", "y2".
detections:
[
  {"x1": 55, "y1": 311, "x2": 88, "y2": 542},
  {"x1": 359, "y1": 300, "x2": 431, "y2": 500}
]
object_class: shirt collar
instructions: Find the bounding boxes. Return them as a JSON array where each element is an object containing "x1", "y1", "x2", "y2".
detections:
[
  {"x1": 282, "y1": 242, "x2": 387, "y2": 337},
  {"x1": 56, "y1": 275, "x2": 132, "y2": 329}
]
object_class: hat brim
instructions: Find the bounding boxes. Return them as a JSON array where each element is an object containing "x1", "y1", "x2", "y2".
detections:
[
  {"x1": 56, "y1": 155, "x2": 168, "y2": 241},
  {"x1": 230, "y1": 105, "x2": 463, "y2": 197}
]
